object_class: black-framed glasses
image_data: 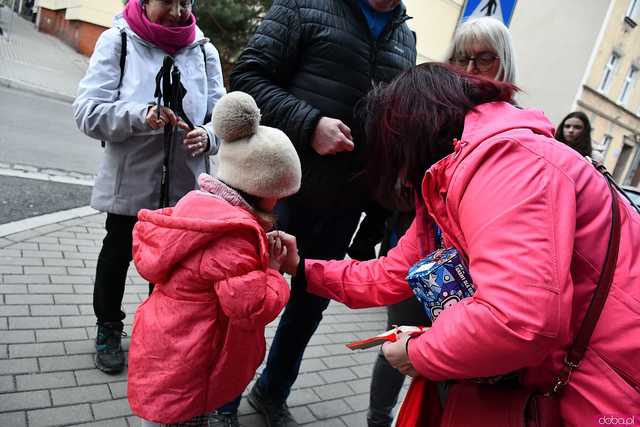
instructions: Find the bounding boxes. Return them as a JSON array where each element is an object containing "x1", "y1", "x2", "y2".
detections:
[{"x1": 451, "y1": 52, "x2": 499, "y2": 72}]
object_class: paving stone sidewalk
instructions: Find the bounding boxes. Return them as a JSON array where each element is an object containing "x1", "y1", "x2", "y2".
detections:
[{"x1": 0, "y1": 212, "x2": 405, "y2": 426}]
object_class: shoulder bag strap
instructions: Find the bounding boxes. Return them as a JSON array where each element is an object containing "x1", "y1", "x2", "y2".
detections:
[{"x1": 551, "y1": 174, "x2": 621, "y2": 394}]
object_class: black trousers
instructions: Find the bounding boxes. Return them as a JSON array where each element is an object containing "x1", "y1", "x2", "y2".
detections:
[
  {"x1": 256, "y1": 199, "x2": 362, "y2": 403},
  {"x1": 368, "y1": 210, "x2": 427, "y2": 427},
  {"x1": 368, "y1": 297, "x2": 429, "y2": 427},
  {"x1": 93, "y1": 213, "x2": 137, "y2": 324}
]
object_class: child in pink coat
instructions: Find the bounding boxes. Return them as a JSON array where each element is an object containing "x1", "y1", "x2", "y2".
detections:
[{"x1": 127, "y1": 92, "x2": 302, "y2": 426}]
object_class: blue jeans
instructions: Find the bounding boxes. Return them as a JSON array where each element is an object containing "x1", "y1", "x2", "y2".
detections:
[{"x1": 256, "y1": 199, "x2": 362, "y2": 403}]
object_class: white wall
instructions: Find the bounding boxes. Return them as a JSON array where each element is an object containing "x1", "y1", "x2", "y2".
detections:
[
  {"x1": 404, "y1": 0, "x2": 464, "y2": 63},
  {"x1": 508, "y1": 0, "x2": 610, "y2": 124},
  {"x1": 65, "y1": 0, "x2": 122, "y2": 28}
]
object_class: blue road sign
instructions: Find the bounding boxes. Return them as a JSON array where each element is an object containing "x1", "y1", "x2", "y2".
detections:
[{"x1": 461, "y1": 0, "x2": 518, "y2": 26}]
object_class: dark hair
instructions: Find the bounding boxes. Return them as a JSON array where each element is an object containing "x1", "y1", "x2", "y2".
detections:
[
  {"x1": 555, "y1": 111, "x2": 592, "y2": 157},
  {"x1": 364, "y1": 62, "x2": 517, "y2": 200}
]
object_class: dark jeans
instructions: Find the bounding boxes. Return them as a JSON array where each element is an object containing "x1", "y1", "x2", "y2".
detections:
[
  {"x1": 93, "y1": 213, "x2": 137, "y2": 324},
  {"x1": 217, "y1": 395, "x2": 242, "y2": 413},
  {"x1": 256, "y1": 199, "x2": 362, "y2": 403},
  {"x1": 368, "y1": 297, "x2": 429, "y2": 427}
]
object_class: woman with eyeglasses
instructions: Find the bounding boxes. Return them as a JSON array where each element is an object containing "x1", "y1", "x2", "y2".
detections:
[
  {"x1": 447, "y1": 16, "x2": 517, "y2": 83},
  {"x1": 73, "y1": 0, "x2": 225, "y2": 407}
]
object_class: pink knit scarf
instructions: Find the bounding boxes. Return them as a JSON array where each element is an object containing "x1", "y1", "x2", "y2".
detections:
[{"x1": 123, "y1": 0, "x2": 196, "y2": 55}]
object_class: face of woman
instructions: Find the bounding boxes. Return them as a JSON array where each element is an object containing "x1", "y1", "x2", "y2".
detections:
[
  {"x1": 562, "y1": 117, "x2": 585, "y2": 143},
  {"x1": 451, "y1": 42, "x2": 501, "y2": 79},
  {"x1": 144, "y1": 0, "x2": 192, "y2": 26}
]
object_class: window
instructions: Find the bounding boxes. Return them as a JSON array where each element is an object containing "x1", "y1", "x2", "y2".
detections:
[
  {"x1": 613, "y1": 142, "x2": 634, "y2": 182},
  {"x1": 592, "y1": 135, "x2": 612, "y2": 163},
  {"x1": 618, "y1": 66, "x2": 638, "y2": 105},
  {"x1": 599, "y1": 53, "x2": 620, "y2": 93},
  {"x1": 627, "y1": 0, "x2": 640, "y2": 20}
]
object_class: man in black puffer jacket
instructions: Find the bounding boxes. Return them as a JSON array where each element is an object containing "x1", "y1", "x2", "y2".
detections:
[{"x1": 230, "y1": 1, "x2": 416, "y2": 425}]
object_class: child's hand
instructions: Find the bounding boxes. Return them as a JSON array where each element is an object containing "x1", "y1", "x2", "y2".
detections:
[
  {"x1": 267, "y1": 231, "x2": 300, "y2": 275},
  {"x1": 268, "y1": 232, "x2": 288, "y2": 271}
]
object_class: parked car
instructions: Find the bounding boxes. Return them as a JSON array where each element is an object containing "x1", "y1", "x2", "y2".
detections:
[{"x1": 622, "y1": 185, "x2": 640, "y2": 207}]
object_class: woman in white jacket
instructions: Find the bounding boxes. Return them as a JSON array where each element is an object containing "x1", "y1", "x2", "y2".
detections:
[{"x1": 73, "y1": 0, "x2": 225, "y2": 376}]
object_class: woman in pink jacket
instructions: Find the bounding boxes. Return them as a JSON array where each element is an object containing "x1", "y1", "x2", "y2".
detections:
[
  {"x1": 273, "y1": 63, "x2": 640, "y2": 426},
  {"x1": 128, "y1": 92, "x2": 301, "y2": 426}
]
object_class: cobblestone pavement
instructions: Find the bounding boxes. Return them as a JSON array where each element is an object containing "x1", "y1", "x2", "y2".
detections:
[{"x1": 0, "y1": 212, "x2": 403, "y2": 426}]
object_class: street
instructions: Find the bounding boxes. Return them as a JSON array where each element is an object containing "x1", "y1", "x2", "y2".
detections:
[
  {"x1": 0, "y1": 175, "x2": 92, "y2": 224},
  {"x1": 0, "y1": 85, "x2": 101, "y2": 175},
  {"x1": 0, "y1": 85, "x2": 100, "y2": 224}
]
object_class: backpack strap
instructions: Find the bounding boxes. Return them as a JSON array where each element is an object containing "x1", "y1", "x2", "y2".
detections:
[
  {"x1": 118, "y1": 29, "x2": 127, "y2": 89},
  {"x1": 199, "y1": 43, "x2": 212, "y2": 124},
  {"x1": 101, "y1": 29, "x2": 127, "y2": 149}
]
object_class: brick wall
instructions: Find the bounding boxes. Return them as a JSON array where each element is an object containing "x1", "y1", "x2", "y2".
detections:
[{"x1": 37, "y1": 7, "x2": 107, "y2": 56}]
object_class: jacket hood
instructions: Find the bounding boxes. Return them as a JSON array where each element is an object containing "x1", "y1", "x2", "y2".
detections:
[
  {"x1": 113, "y1": 13, "x2": 207, "y2": 47},
  {"x1": 416, "y1": 102, "x2": 556, "y2": 256},
  {"x1": 133, "y1": 198, "x2": 266, "y2": 284},
  {"x1": 428, "y1": 102, "x2": 556, "y2": 188},
  {"x1": 461, "y1": 102, "x2": 555, "y2": 149}
]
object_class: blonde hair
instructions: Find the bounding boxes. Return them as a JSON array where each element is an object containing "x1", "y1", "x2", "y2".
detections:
[{"x1": 445, "y1": 17, "x2": 517, "y2": 83}]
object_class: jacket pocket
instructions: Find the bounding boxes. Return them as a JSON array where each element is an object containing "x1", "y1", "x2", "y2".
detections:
[{"x1": 113, "y1": 153, "x2": 127, "y2": 196}]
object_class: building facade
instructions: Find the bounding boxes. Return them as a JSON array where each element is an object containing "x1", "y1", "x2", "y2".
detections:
[
  {"x1": 574, "y1": 0, "x2": 640, "y2": 186},
  {"x1": 35, "y1": 0, "x2": 122, "y2": 56},
  {"x1": 410, "y1": 0, "x2": 640, "y2": 188}
]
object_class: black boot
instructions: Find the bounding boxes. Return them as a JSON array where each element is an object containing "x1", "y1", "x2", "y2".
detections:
[
  {"x1": 95, "y1": 321, "x2": 125, "y2": 374},
  {"x1": 209, "y1": 411, "x2": 240, "y2": 427},
  {"x1": 247, "y1": 384, "x2": 298, "y2": 427}
]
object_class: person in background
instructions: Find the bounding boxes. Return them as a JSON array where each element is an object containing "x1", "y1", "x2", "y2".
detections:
[
  {"x1": 229, "y1": 1, "x2": 416, "y2": 425},
  {"x1": 272, "y1": 62, "x2": 640, "y2": 427},
  {"x1": 555, "y1": 111, "x2": 593, "y2": 158},
  {"x1": 364, "y1": 16, "x2": 520, "y2": 427},
  {"x1": 128, "y1": 92, "x2": 298, "y2": 427},
  {"x1": 73, "y1": 0, "x2": 225, "y2": 374}
]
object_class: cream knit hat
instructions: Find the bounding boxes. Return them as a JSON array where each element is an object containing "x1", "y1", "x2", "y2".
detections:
[{"x1": 213, "y1": 92, "x2": 302, "y2": 199}]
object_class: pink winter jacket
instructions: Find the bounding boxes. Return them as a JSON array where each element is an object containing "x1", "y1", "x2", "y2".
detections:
[
  {"x1": 305, "y1": 102, "x2": 640, "y2": 426},
  {"x1": 128, "y1": 185, "x2": 290, "y2": 423}
]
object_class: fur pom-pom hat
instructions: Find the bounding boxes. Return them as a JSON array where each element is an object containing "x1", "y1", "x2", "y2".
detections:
[{"x1": 213, "y1": 92, "x2": 302, "y2": 199}]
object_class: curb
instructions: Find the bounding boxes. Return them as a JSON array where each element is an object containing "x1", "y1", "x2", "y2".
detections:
[
  {"x1": 0, "y1": 75, "x2": 75, "y2": 103},
  {"x1": 0, "y1": 205, "x2": 98, "y2": 238},
  {"x1": 0, "y1": 167, "x2": 94, "y2": 186}
]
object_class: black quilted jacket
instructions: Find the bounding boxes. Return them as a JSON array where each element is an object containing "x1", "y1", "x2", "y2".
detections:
[{"x1": 229, "y1": 0, "x2": 417, "y2": 208}]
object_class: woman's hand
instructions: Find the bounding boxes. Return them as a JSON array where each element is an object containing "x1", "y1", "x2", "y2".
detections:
[
  {"x1": 267, "y1": 231, "x2": 300, "y2": 275},
  {"x1": 268, "y1": 232, "x2": 288, "y2": 271},
  {"x1": 183, "y1": 127, "x2": 210, "y2": 157},
  {"x1": 146, "y1": 105, "x2": 186, "y2": 130},
  {"x1": 382, "y1": 332, "x2": 418, "y2": 377}
]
